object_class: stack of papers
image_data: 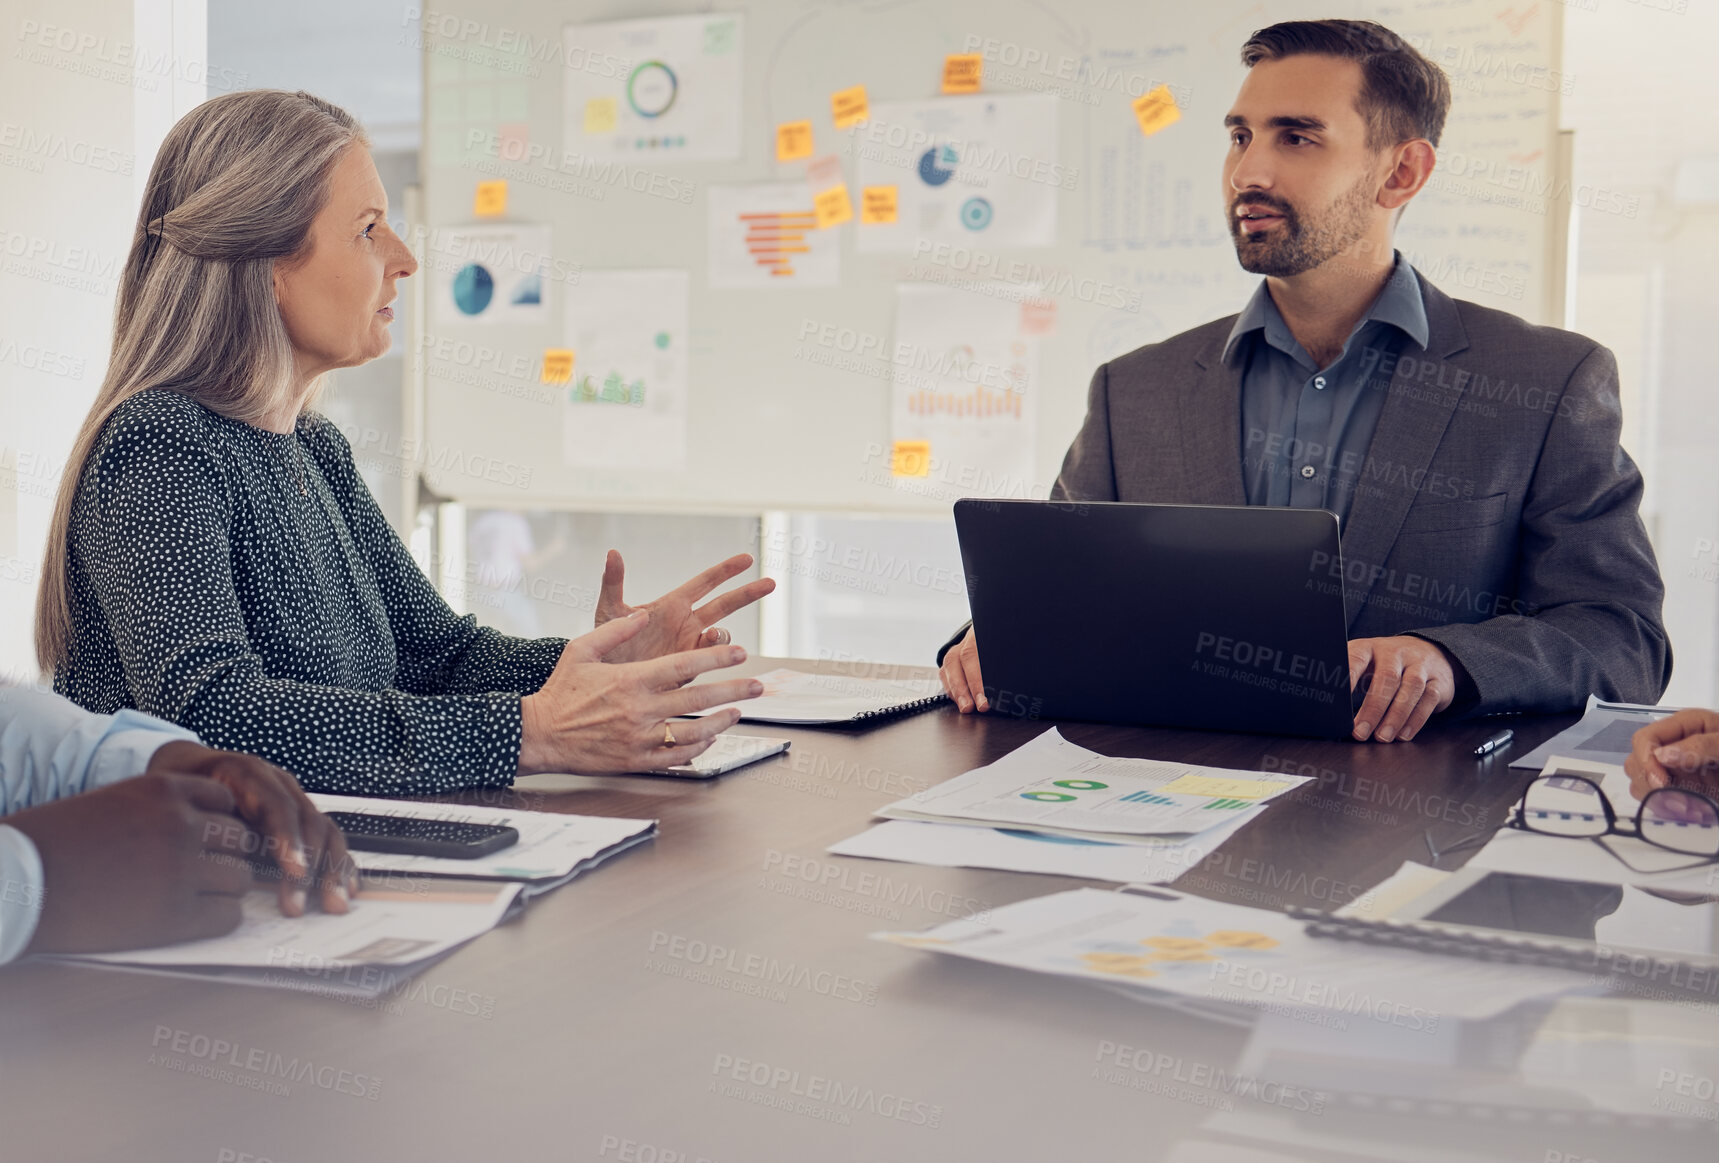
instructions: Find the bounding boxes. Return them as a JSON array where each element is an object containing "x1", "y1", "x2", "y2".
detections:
[
  {"x1": 43, "y1": 797, "x2": 659, "y2": 997},
  {"x1": 876, "y1": 887, "x2": 1594, "y2": 1023},
  {"x1": 829, "y1": 810, "x2": 1264, "y2": 885},
  {"x1": 684, "y1": 667, "x2": 946, "y2": 725},
  {"x1": 308, "y1": 793, "x2": 657, "y2": 898},
  {"x1": 48, "y1": 881, "x2": 524, "y2": 999},
  {"x1": 1510, "y1": 695, "x2": 1676, "y2": 770},
  {"x1": 873, "y1": 728, "x2": 1311, "y2": 844}
]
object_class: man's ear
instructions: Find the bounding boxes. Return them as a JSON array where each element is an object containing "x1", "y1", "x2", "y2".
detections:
[{"x1": 1378, "y1": 140, "x2": 1436, "y2": 212}]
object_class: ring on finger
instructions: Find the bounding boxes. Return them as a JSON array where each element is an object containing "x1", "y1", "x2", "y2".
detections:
[
  {"x1": 662, "y1": 723, "x2": 677, "y2": 747},
  {"x1": 710, "y1": 627, "x2": 731, "y2": 645}
]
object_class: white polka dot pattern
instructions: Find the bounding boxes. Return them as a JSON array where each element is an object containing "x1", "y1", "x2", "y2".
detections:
[{"x1": 54, "y1": 389, "x2": 567, "y2": 795}]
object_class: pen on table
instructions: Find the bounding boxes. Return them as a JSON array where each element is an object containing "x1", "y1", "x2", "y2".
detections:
[{"x1": 1473, "y1": 728, "x2": 1513, "y2": 758}]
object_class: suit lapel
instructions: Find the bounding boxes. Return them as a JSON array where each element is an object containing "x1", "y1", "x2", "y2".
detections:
[
  {"x1": 1337, "y1": 275, "x2": 1473, "y2": 630},
  {"x1": 1179, "y1": 335, "x2": 1247, "y2": 506}
]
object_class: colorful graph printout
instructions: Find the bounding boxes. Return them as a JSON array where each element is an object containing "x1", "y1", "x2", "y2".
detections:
[{"x1": 708, "y1": 184, "x2": 839, "y2": 288}]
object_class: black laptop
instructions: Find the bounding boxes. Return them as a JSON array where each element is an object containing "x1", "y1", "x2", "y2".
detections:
[{"x1": 952, "y1": 499, "x2": 1356, "y2": 738}]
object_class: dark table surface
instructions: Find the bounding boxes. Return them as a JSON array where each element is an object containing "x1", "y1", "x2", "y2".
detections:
[{"x1": 8, "y1": 658, "x2": 1710, "y2": 1163}]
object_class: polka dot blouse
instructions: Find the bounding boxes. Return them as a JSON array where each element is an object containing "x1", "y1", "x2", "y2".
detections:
[{"x1": 54, "y1": 389, "x2": 567, "y2": 795}]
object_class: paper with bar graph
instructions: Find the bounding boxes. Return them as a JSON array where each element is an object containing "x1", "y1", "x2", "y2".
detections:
[
  {"x1": 889, "y1": 282, "x2": 1038, "y2": 495},
  {"x1": 876, "y1": 728, "x2": 1310, "y2": 843},
  {"x1": 707, "y1": 183, "x2": 839, "y2": 288},
  {"x1": 562, "y1": 269, "x2": 688, "y2": 470}
]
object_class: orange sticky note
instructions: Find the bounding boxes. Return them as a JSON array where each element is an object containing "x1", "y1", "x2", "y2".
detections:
[
  {"x1": 891, "y1": 440, "x2": 931, "y2": 477},
  {"x1": 776, "y1": 120, "x2": 814, "y2": 162},
  {"x1": 860, "y1": 185, "x2": 898, "y2": 224},
  {"x1": 831, "y1": 84, "x2": 869, "y2": 129},
  {"x1": 813, "y1": 184, "x2": 853, "y2": 228},
  {"x1": 1131, "y1": 84, "x2": 1181, "y2": 137},
  {"x1": 541, "y1": 349, "x2": 575, "y2": 384},
  {"x1": 473, "y1": 180, "x2": 508, "y2": 217},
  {"x1": 941, "y1": 53, "x2": 982, "y2": 94}
]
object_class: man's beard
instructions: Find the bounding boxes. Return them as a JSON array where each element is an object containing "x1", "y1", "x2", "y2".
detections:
[{"x1": 1228, "y1": 171, "x2": 1375, "y2": 277}]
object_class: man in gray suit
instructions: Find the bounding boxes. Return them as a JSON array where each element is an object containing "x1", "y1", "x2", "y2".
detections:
[{"x1": 939, "y1": 19, "x2": 1669, "y2": 743}]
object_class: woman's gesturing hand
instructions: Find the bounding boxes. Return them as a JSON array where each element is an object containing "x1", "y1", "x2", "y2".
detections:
[
  {"x1": 593, "y1": 550, "x2": 775, "y2": 662},
  {"x1": 518, "y1": 611, "x2": 764, "y2": 775}
]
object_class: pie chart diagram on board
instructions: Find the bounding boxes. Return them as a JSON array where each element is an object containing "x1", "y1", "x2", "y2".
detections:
[
  {"x1": 452, "y1": 263, "x2": 495, "y2": 316},
  {"x1": 918, "y1": 145, "x2": 957, "y2": 187},
  {"x1": 627, "y1": 60, "x2": 678, "y2": 118}
]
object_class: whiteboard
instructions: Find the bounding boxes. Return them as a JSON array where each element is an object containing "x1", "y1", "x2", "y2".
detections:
[{"x1": 416, "y1": 0, "x2": 1562, "y2": 512}]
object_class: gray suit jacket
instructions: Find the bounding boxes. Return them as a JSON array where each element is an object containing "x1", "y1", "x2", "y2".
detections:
[{"x1": 945, "y1": 272, "x2": 1670, "y2": 717}]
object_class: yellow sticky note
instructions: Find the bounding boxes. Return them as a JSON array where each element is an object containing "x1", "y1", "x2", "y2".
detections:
[
  {"x1": 473, "y1": 180, "x2": 508, "y2": 218},
  {"x1": 583, "y1": 96, "x2": 618, "y2": 134},
  {"x1": 860, "y1": 185, "x2": 898, "y2": 224},
  {"x1": 941, "y1": 53, "x2": 983, "y2": 94},
  {"x1": 831, "y1": 84, "x2": 870, "y2": 129},
  {"x1": 813, "y1": 184, "x2": 853, "y2": 228},
  {"x1": 891, "y1": 440, "x2": 931, "y2": 477},
  {"x1": 541, "y1": 349, "x2": 575, "y2": 384},
  {"x1": 1131, "y1": 84, "x2": 1181, "y2": 137},
  {"x1": 776, "y1": 120, "x2": 814, "y2": 162},
  {"x1": 1159, "y1": 774, "x2": 1292, "y2": 800}
]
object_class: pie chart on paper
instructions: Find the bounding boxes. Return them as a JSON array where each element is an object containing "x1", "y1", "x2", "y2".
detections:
[
  {"x1": 918, "y1": 145, "x2": 958, "y2": 187},
  {"x1": 451, "y1": 264, "x2": 495, "y2": 316}
]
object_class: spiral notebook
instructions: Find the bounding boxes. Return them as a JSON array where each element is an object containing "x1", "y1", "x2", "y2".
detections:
[{"x1": 683, "y1": 667, "x2": 948, "y2": 725}]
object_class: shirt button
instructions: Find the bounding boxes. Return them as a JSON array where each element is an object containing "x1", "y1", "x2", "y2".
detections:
[
  {"x1": 1300, "y1": 465, "x2": 1317, "y2": 479},
  {"x1": 1313, "y1": 376, "x2": 1327, "y2": 390}
]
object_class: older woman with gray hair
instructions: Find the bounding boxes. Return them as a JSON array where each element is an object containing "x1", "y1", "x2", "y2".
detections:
[{"x1": 39, "y1": 89, "x2": 767, "y2": 795}]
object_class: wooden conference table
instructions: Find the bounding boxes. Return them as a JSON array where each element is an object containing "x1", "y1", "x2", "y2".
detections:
[{"x1": 3, "y1": 658, "x2": 1716, "y2": 1162}]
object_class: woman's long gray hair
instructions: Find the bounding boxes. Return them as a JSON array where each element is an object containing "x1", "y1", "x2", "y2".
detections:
[{"x1": 35, "y1": 89, "x2": 366, "y2": 672}]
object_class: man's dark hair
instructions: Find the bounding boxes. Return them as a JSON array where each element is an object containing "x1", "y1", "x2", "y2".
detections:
[{"x1": 1241, "y1": 19, "x2": 1451, "y2": 149}]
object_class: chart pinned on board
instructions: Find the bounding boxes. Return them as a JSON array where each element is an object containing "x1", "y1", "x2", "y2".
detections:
[
  {"x1": 428, "y1": 225, "x2": 552, "y2": 327},
  {"x1": 708, "y1": 184, "x2": 838, "y2": 287},
  {"x1": 563, "y1": 13, "x2": 743, "y2": 161},
  {"x1": 856, "y1": 94, "x2": 1059, "y2": 252},
  {"x1": 888, "y1": 282, "x2": 1040, "y2": 497},
  {"x1": 563, "y1": 270, "x2": 688, "y2": 470}
]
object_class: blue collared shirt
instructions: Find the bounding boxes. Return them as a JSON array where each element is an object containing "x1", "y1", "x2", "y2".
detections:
[
  {"x1": 0, "y1": 685, "x2": 197, "y2": 963},
  {"x1": 1228, "y1": 253, "x2": 1430, "y2": 526}
]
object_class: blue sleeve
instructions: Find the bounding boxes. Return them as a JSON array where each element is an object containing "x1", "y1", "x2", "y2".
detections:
[{"x1": 0, "y1": 685, "x2": 199, "y2": 815}]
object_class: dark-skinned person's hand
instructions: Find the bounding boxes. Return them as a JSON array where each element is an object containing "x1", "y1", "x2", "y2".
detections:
[
  {"x1": 9, "y1": 774, "x2": 275, "y2": 955},
  {"x1": 1626, "y1": 708, "x2": 1719, "y2": 802},
  {"x1": 147, "y1": 741, "x2": 357, "y2": 916}
]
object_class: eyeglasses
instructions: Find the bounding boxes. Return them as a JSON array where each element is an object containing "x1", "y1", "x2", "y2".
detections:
[{"x1": 1505, "y1": 771, "x2": 1719, "y2": 871}]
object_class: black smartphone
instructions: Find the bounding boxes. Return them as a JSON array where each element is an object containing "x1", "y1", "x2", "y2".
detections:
[{"x1": 327, "y1": 812, "x2": 520, "y2": 859}]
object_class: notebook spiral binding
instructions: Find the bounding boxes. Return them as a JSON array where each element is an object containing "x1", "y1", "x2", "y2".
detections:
[{"x1": 850, "y1": 691, "x2": 950, "y2": 722}]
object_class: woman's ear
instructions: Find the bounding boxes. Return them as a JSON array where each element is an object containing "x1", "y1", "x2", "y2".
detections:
[{"x1": 272, "y1": 261, "x2": 288, "y2": 308}]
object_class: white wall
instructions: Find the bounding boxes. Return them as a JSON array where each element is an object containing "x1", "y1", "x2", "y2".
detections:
[{"x1": 1563, "y1": 1, "x2": 1719, "y2": 706}]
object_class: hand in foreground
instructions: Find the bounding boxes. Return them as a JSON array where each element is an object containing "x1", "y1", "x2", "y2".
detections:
[
  {"x1": 519, "y1": 612, "x2": 765, "y2": 775},
  {"x1": 9, "y1": 774, "x2": 267, "y2": 954},
  {"x1": 938, "y1": 628, "x2": 988, "y2": 713},
  {"x1": 594, "y1": 550, "x2": 775, "y2": 663},
  {"x1": 1625, "y1": 708, "x2": 1719, "y2": 801},
  {"x1": 1349, "y1": 636, "x2": 1455, "y2": 742},
  {"x1": 147, "y1": 741, "x2": 356, "y2": 917}
]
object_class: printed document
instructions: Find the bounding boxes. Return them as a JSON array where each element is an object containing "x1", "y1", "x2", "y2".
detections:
[{"x1": 876, "y1": 728, "x2": 1310, "y2": 842}]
